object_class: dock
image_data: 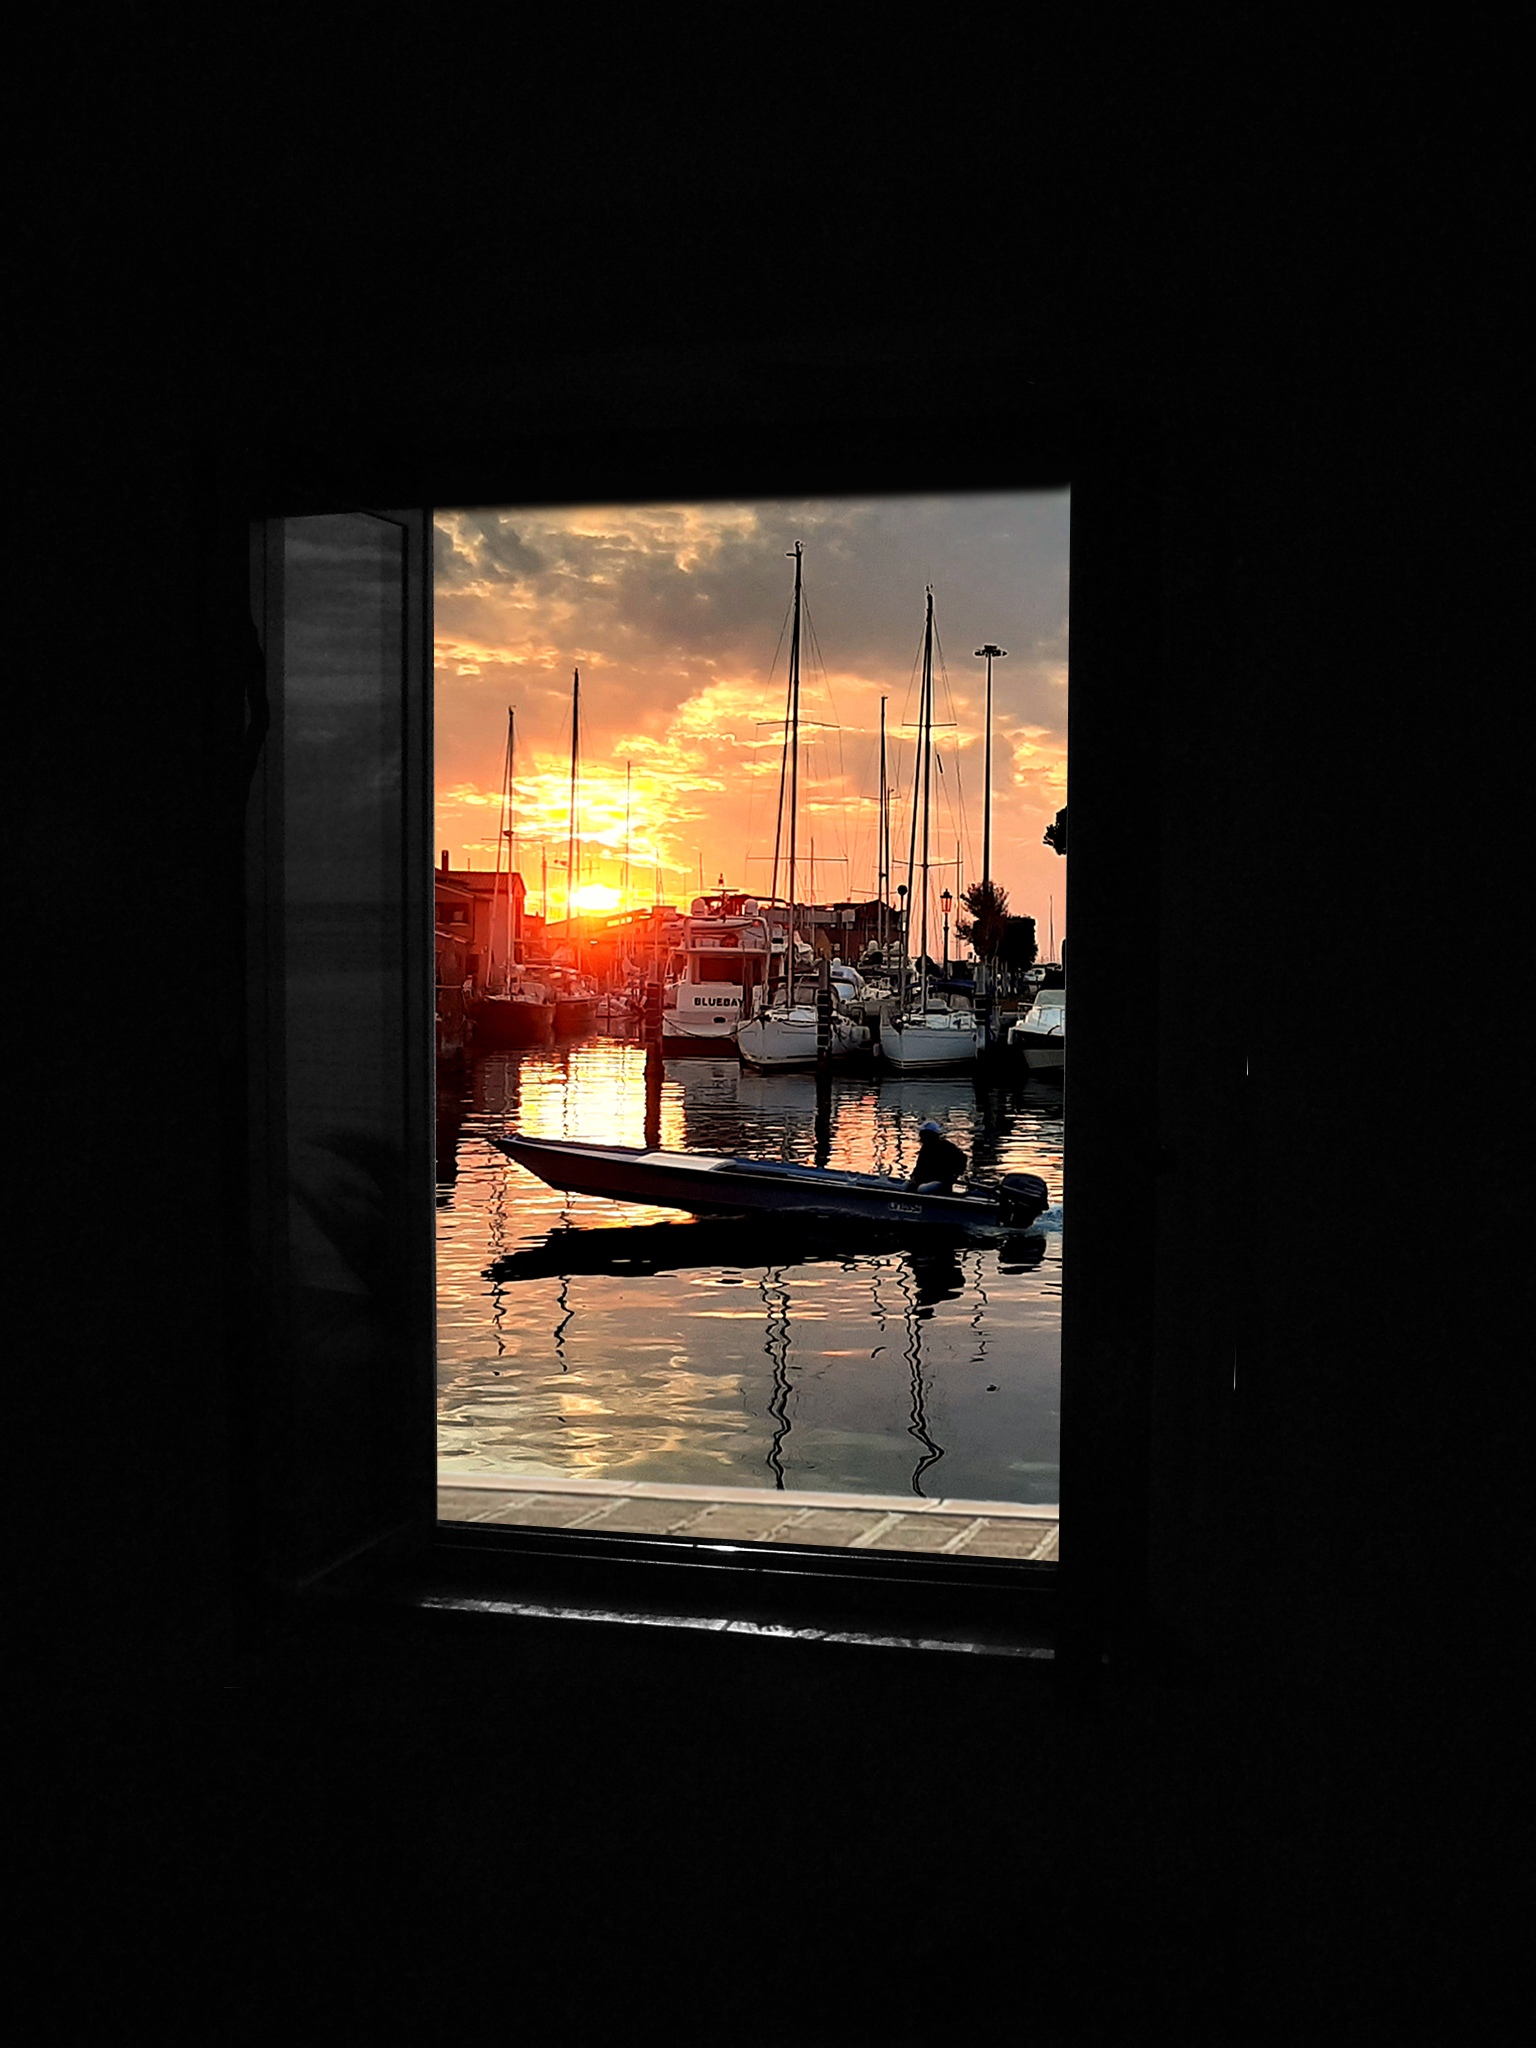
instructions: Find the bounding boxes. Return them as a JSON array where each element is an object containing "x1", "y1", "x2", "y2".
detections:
[{"x1": 438, "y1": 1472, "x2": 1058, "y2": 1559}]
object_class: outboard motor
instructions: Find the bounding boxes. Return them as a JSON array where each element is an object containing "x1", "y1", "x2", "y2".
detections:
[{"x1": 998, "y1": 1171, "x2": 1050, "y2": 1230}]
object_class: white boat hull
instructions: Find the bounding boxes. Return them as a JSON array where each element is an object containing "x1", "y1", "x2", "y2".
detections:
[
  {"x1": 1017, "y1": 1038, "x2": 1064, "y2": 1072},
  {"x1": 1009, "y1": 992, "x2": 1064, "y2": 1071},
  {"x1": 661, "y1": 1010, "x2": 740, "y2": 1054},
  {"x1": 880, "y1": 1014, "x2": 979, "y2": 1070},
  {"x1": 738, "y1": 1008, "x2": 866, "y2": 1068}
]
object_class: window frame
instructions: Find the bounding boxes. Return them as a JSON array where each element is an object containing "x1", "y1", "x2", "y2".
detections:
[{"x1": 240, "y1": 395, "x2": 1161, "y2": 1678}]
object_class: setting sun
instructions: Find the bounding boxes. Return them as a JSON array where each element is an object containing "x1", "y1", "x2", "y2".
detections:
[{"x1": 569, "y1": 883, "x2": 622, "y2": 913}]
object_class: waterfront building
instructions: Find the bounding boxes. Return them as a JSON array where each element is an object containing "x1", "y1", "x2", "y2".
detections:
[
  {"x1": 433, "y1": 869, "x2": 475, "y2": 1061},
  {"x1": 436, "y1": 853, "x2": 527, "y2": 997}
]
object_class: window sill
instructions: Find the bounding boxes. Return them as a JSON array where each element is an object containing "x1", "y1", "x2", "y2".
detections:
[{"x1": 287, "y1": 1517, "x2": 1059, "y2": 1667}]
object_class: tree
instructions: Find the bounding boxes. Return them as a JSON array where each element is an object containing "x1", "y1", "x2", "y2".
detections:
[
  {"x1": 956, "y1": 879, "x2": 1009, "y2": 962},
  {"x1": 1043, "y1": 804, "x2": 1068, "y2": 856},
  {"x1": 999, "y1": 915, "x2": 1038, "y2": 982}
]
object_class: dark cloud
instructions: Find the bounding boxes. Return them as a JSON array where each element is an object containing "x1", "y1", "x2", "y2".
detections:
[
  {"x1": 433, "y1": 519, "x2": 476, "y2": 592},
  {"x1": 476, "y1": 514, "x2": 545, "y2": 581}
]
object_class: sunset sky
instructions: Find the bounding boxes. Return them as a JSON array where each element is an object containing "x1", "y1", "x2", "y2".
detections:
[{"x1": 434, "y1": 492, "x2": 1069, "y2": 949}]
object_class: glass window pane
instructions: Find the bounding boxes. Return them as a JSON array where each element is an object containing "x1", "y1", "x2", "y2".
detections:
[
  {"x1": 254, "y1": 510, "x2": 432, "y2": 1574},
  {"x1": 433, "y1": 495, "x2": 1066, "y2": 1560}
]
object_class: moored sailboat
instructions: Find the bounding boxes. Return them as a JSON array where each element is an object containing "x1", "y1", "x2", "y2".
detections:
[
  {"x1": 881, "y1": 590, "x2": 978, "y2": 1071},
  {"x1": 739, "y1": 542, "x2": 865, "y2": 1069},
  {"x1": 469, "y1": 707, "x2": 556, "y2": 1047}
]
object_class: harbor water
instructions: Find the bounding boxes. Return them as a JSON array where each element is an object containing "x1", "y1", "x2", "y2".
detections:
[{"x1": 436, "y1": 1037, "x2": 1063, "y2": 1504}]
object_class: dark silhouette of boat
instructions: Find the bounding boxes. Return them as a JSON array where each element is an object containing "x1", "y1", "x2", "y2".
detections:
[{"x1": 490, "y1": 1132, "x2": 1050, "y2": 1232}]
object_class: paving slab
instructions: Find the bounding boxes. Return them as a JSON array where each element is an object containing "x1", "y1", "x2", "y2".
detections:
[
  {"x1": 438, "y1": 1472, "x2": 1057, "y2": 1518},
  {"x1": 864, "y1": 1516, "x2": 990, "y2": 1553},
  {"x1": 477, "y1": 1494, "x2": 610, "y2": 1527},
  {"x1": 958, "y1": 1520, "x2": 1060, "y2": 1560},
  {"x1": 437, "y1": 1487, "x2": 508, "y2": 1520},
  {"x1": 677, "y1": 1504, "x2": 813, "y2": 1541},
  {"x1": 437, "y1": 1477, "x2": 1058, "y2": 1556},
  {"x1": 577, "y1": 1496, "x2": 716, "y2": 1534},
  {"x1": 774, "y1": 1509, "x2": 902, "y2": 1546}
]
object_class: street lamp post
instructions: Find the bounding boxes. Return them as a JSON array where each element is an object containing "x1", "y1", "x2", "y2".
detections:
[
  {"x1": 941, "y1": 887, "x2": 952, "y2": 977},
  {"x1": 974, "y1": 644, "x2": 1006, "y2": 1050},
  {"x1": 897, "y1": 882, "x2": 909, "y2": 1014},
  {"x1": 974, "y1": 643, "x2": 1007, "y2": 889}
]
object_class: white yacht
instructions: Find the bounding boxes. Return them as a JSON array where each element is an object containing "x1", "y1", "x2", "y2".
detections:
[
  {"x1": 660, "y1": 891, "x2": 777, "y2": 1054},
  {"x1": 1009, "y1": 974, "x2": 1065, "y2": 1072}
]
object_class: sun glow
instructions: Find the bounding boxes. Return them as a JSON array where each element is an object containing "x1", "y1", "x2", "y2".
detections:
[{"x1": 570, "y1": 883, "x2": 622, "y2": 912}]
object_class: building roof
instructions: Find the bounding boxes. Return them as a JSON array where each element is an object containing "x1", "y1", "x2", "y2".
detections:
[{"x1": 439, "y1": 868, "x2": 526, "y2": 897}]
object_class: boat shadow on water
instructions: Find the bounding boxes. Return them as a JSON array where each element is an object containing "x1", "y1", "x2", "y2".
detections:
[{"x1": 483, "y1": 1217, "x2": 1047, "y2": 1287}]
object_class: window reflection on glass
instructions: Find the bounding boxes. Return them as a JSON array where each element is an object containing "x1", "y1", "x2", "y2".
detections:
[
  {"x1": 260, "y1": 511, "x2": 429, "y2": 1569},
  {"x1": 283, "y1": 514, "x2": 409, "y2": 1333},
  {"x1": 434, "y1": 494, "x2": 1068, "y2": 1555}
]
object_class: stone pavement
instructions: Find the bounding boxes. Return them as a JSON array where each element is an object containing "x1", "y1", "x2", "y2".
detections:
[{"x1": 438, "y1": 1472, "x2": 1059, "y2": 1561}]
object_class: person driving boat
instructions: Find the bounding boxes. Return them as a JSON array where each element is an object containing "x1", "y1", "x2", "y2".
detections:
[{"x1": 907, "y1": 1118, "x2": 968, "y2": 1195}]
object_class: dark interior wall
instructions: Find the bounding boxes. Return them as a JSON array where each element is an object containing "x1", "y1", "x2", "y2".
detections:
[{"x1": 19, "y1": 27, "x2": 1518, "y2": 2035}]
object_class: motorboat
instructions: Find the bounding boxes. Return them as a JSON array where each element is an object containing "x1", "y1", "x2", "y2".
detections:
[
  {"x1": 660, "y1": 889, "x2": 777, "y2": 1052},
  {"x1": 1009, "y1": 977, "x2": 1065, "y2": 1071},
  {"x1": 491, "y1": 1132, "x2": 1051, "y2": 1233}
]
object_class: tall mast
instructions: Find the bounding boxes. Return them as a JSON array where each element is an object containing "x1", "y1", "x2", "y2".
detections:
[
  {"x1": 918, "y1": 588, "x2": 934, "y2": 1016},
  {"x1": 494, "y1": 705, "x2": 514, "y2": 992},
  {"x1": 785, "y1": 541, "x2": 803, "y2": 1008},
  {"x1": 623, "y1": 760, "x2": 631, "y2": 905},
  {"x1": 566, "y1": 667, "x2": 580, "y2": 930},
  {"x1": 902, "y1": 617, "x2": 923, "y2": 1018},
  {"x1": 878, "y1": 695, "x2": 888, "y2": 953},
  {"x1": 505, "y1": 708, "x2": 518, "y2": 972}
]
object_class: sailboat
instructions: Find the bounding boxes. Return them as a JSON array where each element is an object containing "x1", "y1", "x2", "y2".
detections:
[
  {"x1": 738, "y1": 543, "x2": 865, "y2": 1070},
  {"x1": 880, "y1": 590, "x2": 978, "y2": 1071},
  {"x1": 470, "y1": 708, "x2": 556, "y2": 1048},
  {"x1": 546, "y1": 668, "x2": 599, "y2": 1034},
  {"x1": 854, "y1": 693, "x2": 903, "y2": 1024}
]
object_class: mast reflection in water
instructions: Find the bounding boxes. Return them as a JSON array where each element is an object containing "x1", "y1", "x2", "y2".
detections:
[{"x1": 436, "y1": 1041, "x2": 1062, "y2": 1503}]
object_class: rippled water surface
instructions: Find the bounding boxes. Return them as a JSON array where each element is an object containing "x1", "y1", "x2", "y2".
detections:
[{"x1": 436, "y1": 1037, "x2": 1063, "y2": 1503}]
